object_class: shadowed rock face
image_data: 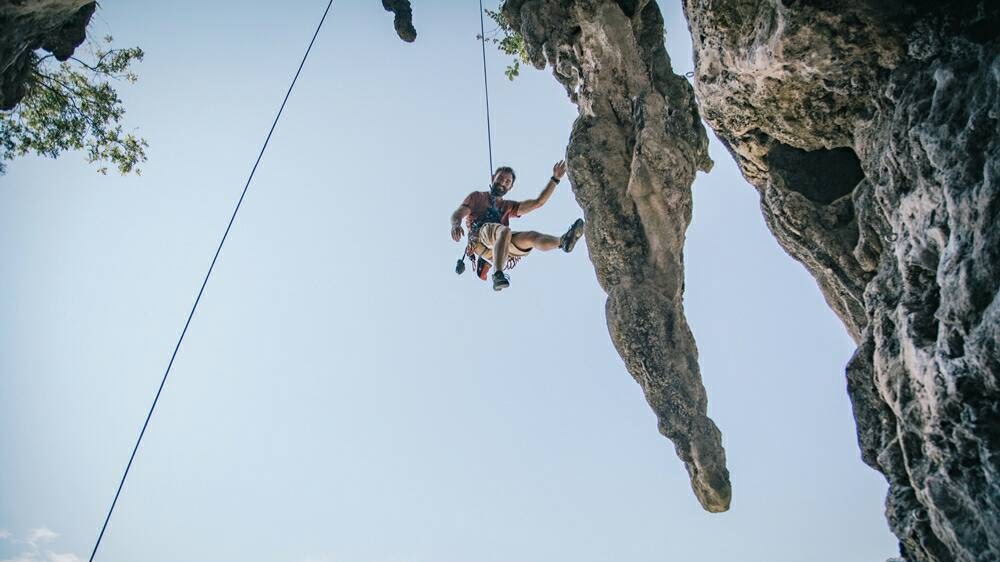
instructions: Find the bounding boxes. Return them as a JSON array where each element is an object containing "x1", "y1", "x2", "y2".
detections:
[
  {"x1": 503, "y1": 0, "x2": 731, "y2": 513},
  {"x1": 0, "y1": 0, "x2": 96, "y2": 110},
  {"x1": 683, "y1": 0, "x2": 999, "y2": 560},
  {"x1": 382, "y1": 0, "x2": 416, "y2": 43}
]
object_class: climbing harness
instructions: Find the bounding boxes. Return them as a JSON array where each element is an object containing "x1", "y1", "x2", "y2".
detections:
[
  {"x1": 86, "y1": 2, "x2": 335, "y2": 561},
  {"x1": 459, "y1": 192, "x2": 523, "y2": 280}
]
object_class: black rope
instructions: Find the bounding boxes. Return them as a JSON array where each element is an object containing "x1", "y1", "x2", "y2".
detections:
[
  {"x1": 477, "y1": 0, "x2": 494, "y2": 178},
  {"x1": 86, "y1": 1, "x2": 335, "y2": 560}
]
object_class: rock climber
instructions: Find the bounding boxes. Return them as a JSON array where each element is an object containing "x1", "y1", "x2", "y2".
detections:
[{"x1": 450, "y1": 159, "x2": 585, "y2": 291}]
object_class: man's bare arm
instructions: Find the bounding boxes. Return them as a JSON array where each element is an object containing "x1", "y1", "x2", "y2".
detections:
[
  {"x1": 451, "y1": 204, "x2": 471, "y2": 242},
  {"x1": 518, "y1": 160, "x2": 567, "y2": 215}
]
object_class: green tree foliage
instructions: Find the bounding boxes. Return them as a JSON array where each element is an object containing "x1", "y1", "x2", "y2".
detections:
[
  {"x1": 0, "y1": 36, "x2": 147, "y2": 175},
  {"x1": 478, "y1": 9, "x2": 531, "y2": 81}
]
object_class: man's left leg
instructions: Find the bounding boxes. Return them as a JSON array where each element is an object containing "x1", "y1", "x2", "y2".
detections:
[
  {"x1": 510, "y1": 230, "x2": 560, "y2": 251},
  {"x1": 511, "y1": 219, "x2": 585, "y2": 253},
  {"x1": 485, "y1": 220, "x2": 585, "y2": 291}
]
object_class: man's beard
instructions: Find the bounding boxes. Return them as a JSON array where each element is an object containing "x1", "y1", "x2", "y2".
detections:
[{"x1": 490, "y1": 183, "x2": 508, "y2": 197}]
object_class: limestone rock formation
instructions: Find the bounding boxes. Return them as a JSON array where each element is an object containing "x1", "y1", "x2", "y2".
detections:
[
  {"x1": 388, "y1": 0, "x2": 998, "y2": 557},
  {"x1": 503, "y1": 0, "x2": 732, "y2": 513},
  {"x1": 0, "y1": 0, "x2": 96, "y2": 110},
  {"x1": 682, "y1": 1, "x2": 999, "y2": 560},
  {"x1": 382, "y1": 0, "x2": 416, "y2": 43}
]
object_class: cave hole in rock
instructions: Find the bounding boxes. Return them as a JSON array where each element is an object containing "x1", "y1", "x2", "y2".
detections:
[
  {"x1": 765, "y1": 143, "x2": 865, "y2": 204},
  {"x1": 615, "y1": 0, "x2": 641, "y2": 17}
]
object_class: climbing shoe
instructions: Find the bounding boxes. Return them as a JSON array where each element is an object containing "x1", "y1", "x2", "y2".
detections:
[
  {"x1": 560, "y1": 218, "x2": 585, "y2": 252},
  {"x1": 492, "y1": 270, "x2": 510, "y2": 291}
]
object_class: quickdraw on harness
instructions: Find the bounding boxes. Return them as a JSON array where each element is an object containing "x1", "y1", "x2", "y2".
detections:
[{"x1": 454, "y1": 192, "x2": 522, "y2": 281}]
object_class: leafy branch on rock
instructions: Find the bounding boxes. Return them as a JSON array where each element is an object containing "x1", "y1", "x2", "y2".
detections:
[
  {"x1": 477, "y1": 8, "x2": 531, "y2": 81},
  {"x1": 0, "y1": 35, "x2": 147, "y2": 175}
]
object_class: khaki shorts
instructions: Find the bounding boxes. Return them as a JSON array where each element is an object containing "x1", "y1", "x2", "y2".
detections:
[{"x1": 472, "y1": 223, "x2": 532, "y2": 261}]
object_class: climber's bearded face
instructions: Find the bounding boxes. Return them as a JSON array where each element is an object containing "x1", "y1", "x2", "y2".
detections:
[{"x1": 491, "y1": 171, "x2": 514, "y2": 196}]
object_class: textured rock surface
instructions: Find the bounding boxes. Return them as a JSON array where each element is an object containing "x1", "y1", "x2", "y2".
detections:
[
  {"x1": 503, "y1": 0, "x2": 731, "y2": 513},
  {"x1": 389, "y1": 0, "x2": 999, "y2": 554},
  {"x1": 0, "y1": 0, "x2": 96, "y2": 110},
  {"x1": 381, "y1": 0, "x2": 416, "y2": 43},
  {"x1": 683, "y1": 1, "x2": 1000, "y2": 560}
]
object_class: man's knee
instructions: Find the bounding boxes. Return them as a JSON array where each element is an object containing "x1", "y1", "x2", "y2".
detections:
[
  {"x1": 514, "y1": 230, "x2": 543, "y2": 244},
  {"x1": 508, "y1": 231, "x2": 541, "y2": 252}
]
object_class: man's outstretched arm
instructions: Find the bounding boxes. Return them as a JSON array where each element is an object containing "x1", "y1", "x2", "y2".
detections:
[
  {"x1": 450, "y1": 204, "x2": 471, "y2": 242},
  {"x1": 517, "y1": 160, "x2": 567, "y2": 215}
]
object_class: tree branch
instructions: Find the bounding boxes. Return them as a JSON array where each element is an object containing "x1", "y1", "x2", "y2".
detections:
[
  {"x1": 30, "y1": 79, "x2": 100, "y2": 134},
  {"x1": 69, "y1": 48, "x2": 127, "y2": 74},
  {"x1": 31, "y1": 70, "x2": 89, "y2": 100}
]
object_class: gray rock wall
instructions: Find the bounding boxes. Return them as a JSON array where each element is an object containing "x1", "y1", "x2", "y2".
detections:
[
  {"x1": 0, "y1": 0, "x2": 97, "y2": 110},
  {"x1": 382, "y1": 0, "x2": 416, "y2": 43},
  {"x1": 398, "y1": 0, "x2": 1000, "y2": 558},
  {"x1": 682, "y1": 1, "x2": 999, "y2": 560},
  {"x1": 498, "y1": 0, "x2": 998, "y2": 558},
  {"x1": 503, "y1": 0, "x2": 732, "y2": 513}
]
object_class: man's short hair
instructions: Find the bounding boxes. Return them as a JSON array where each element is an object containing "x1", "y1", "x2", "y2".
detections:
[{"x1": 494, "y1": 166, "x2": 516, "y2": 184}]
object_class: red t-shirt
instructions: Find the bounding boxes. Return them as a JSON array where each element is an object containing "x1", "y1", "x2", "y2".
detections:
[{"x1": 461, "y1": 191, "x2": 520, "y2": 228}]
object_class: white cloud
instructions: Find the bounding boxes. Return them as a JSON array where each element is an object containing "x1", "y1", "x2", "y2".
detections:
[
  {"x1": 25, "y1": 529, "x2": 57, "y2": 548},
  {"x1": 300, "y1": 556, "x2": 418, "y2": 562},
  {"x1": 0, "y1": 529, "x2": 81, "y2": 562},
  {"x1": 44, "y1": 552, "x2": 82, "y2": 562},
  {"x1": 0, "y1": 551, "x2": 82, "y2": 562}
]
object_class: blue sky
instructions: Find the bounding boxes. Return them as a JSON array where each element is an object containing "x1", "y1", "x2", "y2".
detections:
[{"x1": 1, "y1": 1, "x2": 897, "y2": 561}]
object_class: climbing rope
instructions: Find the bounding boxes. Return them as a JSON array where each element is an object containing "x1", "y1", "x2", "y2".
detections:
[
  {"x1": 477, "y1": 0, "x2": 494, "y2": 178},
  {"x1": 86, "y1": 1, "x2": 335, "y2": 560},
  {"x1": 454, "y1": 0, "x2": 497, "y2": 274}
]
